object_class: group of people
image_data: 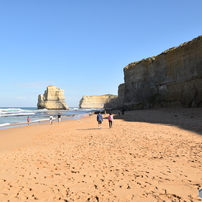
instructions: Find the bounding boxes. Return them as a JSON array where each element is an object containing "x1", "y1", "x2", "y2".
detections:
[
  {"x1": 27, "y1": 111, "x2": 115, "y2": 128},
  {"x1": 97, "y1": 112, "x2": 114, "y2": 129},
  {"x1": 27, "y1": 114, "x2": 62, "y2": 125},
  {"x1": 49, "y1": 114, "x2": 61, "y2": 124}
]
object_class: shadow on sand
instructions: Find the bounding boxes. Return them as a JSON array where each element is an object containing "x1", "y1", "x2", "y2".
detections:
[
  {"x1": 77, "y1": 128, "x2": 108, "y2": 131},
  {"x1": 113, "y1": 108, "x2": 202, "y2": 136}
]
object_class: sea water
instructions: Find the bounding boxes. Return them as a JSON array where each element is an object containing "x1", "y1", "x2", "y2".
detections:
[{"x1": 0, "y1": 107, "x2": 100, "y2": 129}]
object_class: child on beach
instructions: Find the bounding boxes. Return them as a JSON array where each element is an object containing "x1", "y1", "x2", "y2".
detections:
[{"x1": 108, "y1": 113, "x2": 113, "y2": 128}]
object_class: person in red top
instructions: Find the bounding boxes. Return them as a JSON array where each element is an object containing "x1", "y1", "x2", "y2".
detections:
[
  {"x1": 108, "y1": 113, "x2": 113, "y2": 128},
  {"x1": 27, "y1": 116, "x2": 30, "y2": 125}
]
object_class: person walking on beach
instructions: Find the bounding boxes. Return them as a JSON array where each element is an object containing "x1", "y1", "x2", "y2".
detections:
[
  {"x1": 57, "y1": 114, "x2": 61, "y2": 124},
  {"x1": 27, "y1": 116, "x2": 30, "y2": 125},
  {"x1": 97, "y1": 112, "x2": 103, "y2": 129},
  {"x1": 108, "y1": 113, "x2": 113, "y2": 128},
  {"x1": 50, "y1": 115, "x2": 53, "y2": 125}
]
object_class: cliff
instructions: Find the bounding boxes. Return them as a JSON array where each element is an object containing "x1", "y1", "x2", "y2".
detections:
[
  {"x1": 37, "y1": 85, "x2": 69, "y2": 110},
  {"x1": 123, "y1": 35, "x2": 202, "y2": 109},
  {"x1": 114, "y1": 83, "x2": 125, "y2": 109},
  {"x1": 79, "y1": 94, "x2": 118, "y2": 109}
]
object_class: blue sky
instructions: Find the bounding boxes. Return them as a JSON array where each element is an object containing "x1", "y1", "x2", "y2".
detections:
[{"x1": 0, "y1": 0, "x2": 201, "y2": 107}]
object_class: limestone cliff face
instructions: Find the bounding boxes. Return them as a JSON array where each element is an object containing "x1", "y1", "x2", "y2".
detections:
[
  {"x1": 37, "y1": 85, "x2": 69, "y2": 110},
  {"x1": 79, "y1": 94, "x2": 118, "y2": 109},
  {"x1": 114, "y1": 83, "x2": 125, "y2": 108},
  {"x1": 123, "y1": 35, "x2": 202, "y2": 109}
]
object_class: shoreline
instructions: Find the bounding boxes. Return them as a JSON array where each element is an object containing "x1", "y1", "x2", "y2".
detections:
[
  {"x1": 0, "y1": 108, "x2": 201, "y2": 201},
  {"x1": 0, "y1": 107, "x2": 99, "y2": 130},
  {"x1": 0, "y1": 113, "x2": 88, "y2": 130}
]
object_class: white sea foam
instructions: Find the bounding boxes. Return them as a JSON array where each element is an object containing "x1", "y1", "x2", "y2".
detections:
[
  {"x1": 0, "y1": 107, "x2": 37, "y2": 117},
  {"x1": 0, "y1": 123, "x2": 10, "y2": 127},
  {"x1": 1, "y1": 112, "x2": 35, "y2": 117},
  {"x1": 0, "y1": 107, "x2": 95, "y2": 129}
]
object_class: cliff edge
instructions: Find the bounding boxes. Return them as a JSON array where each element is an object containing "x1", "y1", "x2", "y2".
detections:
[{"x1": 123, "y1": 35, "x2": 202, "y2": 109}]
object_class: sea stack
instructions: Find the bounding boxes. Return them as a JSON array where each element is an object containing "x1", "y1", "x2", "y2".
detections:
[{"x1": 37, "y1": 85, "x2": 69, "y2": 110}]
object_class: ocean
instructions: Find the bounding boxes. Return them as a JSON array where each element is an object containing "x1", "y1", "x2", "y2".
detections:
[{"x1": 0, "y1": 107, "x2": 100, "y2": 129}]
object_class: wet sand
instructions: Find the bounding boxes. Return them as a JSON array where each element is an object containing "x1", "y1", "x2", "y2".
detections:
[{"x1": 0, "y1": 109, "x2": 202, "y2": 202}]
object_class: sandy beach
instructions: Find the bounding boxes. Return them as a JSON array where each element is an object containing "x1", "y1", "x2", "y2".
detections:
[{"x1": 0, "y1": 108, "x2": 202, "y2": 202}]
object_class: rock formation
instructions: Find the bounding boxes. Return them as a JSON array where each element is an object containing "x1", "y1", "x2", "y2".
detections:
[
  {"x1": 37, "y1": 85, "x2": 69, "y2": 110},
  {"x1": 123, "y1": 35, "x2": 202, "y2": 109},
  {"x1": 103, "y1": 83, "x2": 125, "y2": 109},
  {"x1": 116, "y1": 83, "x2": 125, "y2": 108},
  {"x1": 79, "y1": 94, "x2": 118, "y2": 109}
]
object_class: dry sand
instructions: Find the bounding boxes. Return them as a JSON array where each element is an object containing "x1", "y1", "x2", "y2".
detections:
[{"x1": 0, "y1": 108, "x2": 202, "y2": 202}]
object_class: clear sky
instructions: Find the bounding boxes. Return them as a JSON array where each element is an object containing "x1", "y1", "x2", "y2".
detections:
[{"x1": 0, "y1": 0, "x2": 201, "y2": 107}]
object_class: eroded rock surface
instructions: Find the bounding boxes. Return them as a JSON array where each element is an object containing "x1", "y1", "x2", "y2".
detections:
[
  {"x1": 79, "y1": 94, "x2": 118, "y2": 109},
  {"x1": 37, "y1": 85, "x2": 69, "y2": 110},
  {"x1": 123, "y1": 35, "x2": 202, "y2": 109}
]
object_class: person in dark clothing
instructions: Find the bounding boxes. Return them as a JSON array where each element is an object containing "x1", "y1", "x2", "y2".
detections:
[
  {"x1": 57, "y1": 114, "x2": 61, "y2": 124},
  {"x1": 97, "y1": 112, "x2": 103, "y2": 129}
]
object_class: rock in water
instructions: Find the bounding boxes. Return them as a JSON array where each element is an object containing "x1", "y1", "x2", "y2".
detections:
[{"x1": 37, "y1": 85, "x2": 69, "y2": 110}]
